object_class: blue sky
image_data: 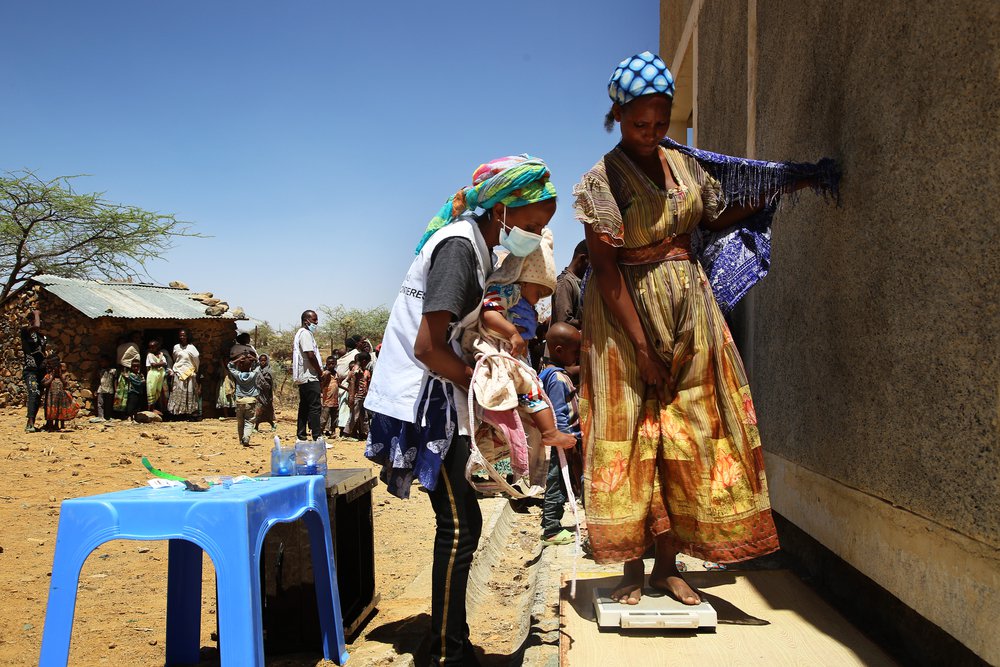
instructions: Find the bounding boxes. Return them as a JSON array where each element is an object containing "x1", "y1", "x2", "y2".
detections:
[{"x1": 3, "y1": 1, "x2": 659, "y2": 329}]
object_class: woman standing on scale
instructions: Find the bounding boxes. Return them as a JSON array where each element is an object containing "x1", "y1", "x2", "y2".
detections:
[{"x1": 576, "y1": 52, "x2": 832, "y2": 606}]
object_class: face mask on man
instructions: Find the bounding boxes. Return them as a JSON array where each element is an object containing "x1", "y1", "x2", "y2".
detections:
[
  {"x1": 498, "y1": 206, "x2": 543, "y2": 257},
  {"x1": 307, "y1": 323, "x2": 317, "y2": 333}
]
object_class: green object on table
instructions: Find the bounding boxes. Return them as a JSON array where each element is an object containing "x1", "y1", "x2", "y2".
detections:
[
  {"x1": 141, "y1": 456, "x2": 187, "y2": 481},
  {"x1": 141, "y1": 457, "x2": 213, "y2": 491}
]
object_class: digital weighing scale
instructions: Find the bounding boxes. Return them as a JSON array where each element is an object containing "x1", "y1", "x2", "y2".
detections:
[{"x1": 593, "y1": 586, "x2": 717, "y2": 631}]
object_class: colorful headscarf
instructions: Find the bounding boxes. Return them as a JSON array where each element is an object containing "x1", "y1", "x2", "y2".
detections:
[
  {"x1": 415, "y1": 154, "x2": 557, "y2": 254},
  {"x1": 608, "y1": 51, "x2": 674, "y2": 105}
]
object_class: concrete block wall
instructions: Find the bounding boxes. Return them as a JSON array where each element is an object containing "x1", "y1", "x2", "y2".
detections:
[{"x1": 662, "y1": 1, "x2": 999, "y2": 662}]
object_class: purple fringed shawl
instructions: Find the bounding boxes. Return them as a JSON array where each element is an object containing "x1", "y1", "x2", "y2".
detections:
[{"x1": 660, "y1": 137, "x2": 840, "y2": 313}]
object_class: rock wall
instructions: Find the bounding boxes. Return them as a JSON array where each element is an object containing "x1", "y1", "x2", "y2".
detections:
[
  {"x1": 1, "y1": 286, "x2": 238, "y2": 417},
  {"x1": 1, "y1": 285, "x2": 47, "y2": 407}
]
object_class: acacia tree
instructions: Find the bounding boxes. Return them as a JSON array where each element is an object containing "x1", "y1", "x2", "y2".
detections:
[
  {"x1": 260, "y1": 326, "x2": 296, "y2": 363},
  {"x1": 250, "y1": 320, "x2": 279, "y2": 350},
  {"x1": 0, "y1": 170, "x2": 198, "y2": 305},
  {"x1": 318, "y1": 304, "x2": 390, "y2": 353}
]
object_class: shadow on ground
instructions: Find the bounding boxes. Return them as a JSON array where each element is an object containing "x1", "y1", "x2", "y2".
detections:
[{"x1": 365, "y1": 613, "x2": 517, "y2": 666}]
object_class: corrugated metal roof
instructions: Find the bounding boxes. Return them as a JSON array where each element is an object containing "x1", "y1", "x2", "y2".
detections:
[{"x1": 33, "y1": 275, "x2": 247, "y2": 321}]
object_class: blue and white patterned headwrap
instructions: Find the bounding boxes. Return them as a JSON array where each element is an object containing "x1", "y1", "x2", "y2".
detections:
[{"x1": 608, "y1": 51, "x2": 674, "y2": 105}]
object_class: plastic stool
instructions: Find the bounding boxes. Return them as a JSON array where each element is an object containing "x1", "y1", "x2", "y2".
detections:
[{"x1": 39, "y1": 476, "x2": 349, "y2": 666}]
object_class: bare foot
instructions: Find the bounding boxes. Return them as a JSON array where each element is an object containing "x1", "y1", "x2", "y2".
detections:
[
  {"x1": 650, "y1": 561, "x2": 701, "y2": 605},
  {"x1": 541, "y1": 428, "x2": 576, "y2": 450},
  {"x1": 610, "y1": 559, "x2": 645, "y2": 605}
]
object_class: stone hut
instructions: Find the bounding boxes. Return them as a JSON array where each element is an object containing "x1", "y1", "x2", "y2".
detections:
[{"x1": 0, "y1": 275, "x2": 248, "y2": 417}]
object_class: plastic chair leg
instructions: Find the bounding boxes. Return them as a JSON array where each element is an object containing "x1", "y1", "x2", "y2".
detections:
[
  {"x1": 204, "y1": 524, "x2": 265, "y2": 666},
  {"x1": 166, "y1": 539, "x2": 203, "y2": 666},
  {"x1": 38, "y1": 532, "x2": 92, "y2": 666},
  {"x1": 304, "y1": 508, "x2": 350, "y2": 664}
]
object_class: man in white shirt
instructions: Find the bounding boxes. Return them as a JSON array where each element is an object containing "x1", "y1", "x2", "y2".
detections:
[{"x1": 292, "y1": 310, "x2": 324, "y2": 441}]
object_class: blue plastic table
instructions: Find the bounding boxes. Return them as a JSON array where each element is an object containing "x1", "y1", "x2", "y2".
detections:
[{"x1": 39, "y1": 476, "x2": 349, "y2": 666}]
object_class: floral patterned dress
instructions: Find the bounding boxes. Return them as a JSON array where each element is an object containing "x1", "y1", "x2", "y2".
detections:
[
  {"x1": 43, "y1": 374, "x2": 78, "y2": 422},
  {"x1": 573, "y1": 146, "x2": 779, "y2": 564}
]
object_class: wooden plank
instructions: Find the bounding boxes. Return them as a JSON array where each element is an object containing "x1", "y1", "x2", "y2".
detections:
[
  {"x1": 670, "y1": 0, "x2": 703, "y2": 74},
  {"x1": 560, "y1": 571, "x2": 896, "y2": 666}
]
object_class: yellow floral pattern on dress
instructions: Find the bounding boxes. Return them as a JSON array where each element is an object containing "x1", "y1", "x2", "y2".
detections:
[{"x1": 575, "y1": 147, "x2": 779, "y2": 564}]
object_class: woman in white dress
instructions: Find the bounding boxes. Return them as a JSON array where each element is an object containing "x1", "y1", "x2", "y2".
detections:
[
  {"x1": 145, "y1": 339, "x2": 172, "y2": 412},
  {"x1": 167, "y1": 329, "x2": 200, "y2": 418}
]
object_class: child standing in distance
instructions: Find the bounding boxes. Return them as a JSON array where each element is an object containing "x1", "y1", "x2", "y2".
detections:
[
  {"x1": 227, "y1": 352, "x2": 261, "y2": 446},
  {"x1": 42, "y1": 356, "x2": 78, "y2": 430},
  {"x1": 346, "y1": 351, "x2": 372, "y2": 440},
  {"x1": 253, "y1": 353, "x2": 276, "y2": 432},
  {"x1": 538, "y1": 323, "x2": 583, "y2": 546},
  {"x1": 320, "y1": 354, "x2": 340, "y2": 437},
  {"x1": 95, "y1": 355, "x2": 116, "y2": 421},
  {"x1": 124, "y1": 359, "x2": 146, "y2": 420}
]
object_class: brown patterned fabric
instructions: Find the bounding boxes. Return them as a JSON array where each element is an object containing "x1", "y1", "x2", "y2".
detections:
[
  {"x1": 617, "y1": 233, "x2": 693, "y2": 266},
  {"x1": 574, "y1": 146, "x2": 779, "y2": 564}
]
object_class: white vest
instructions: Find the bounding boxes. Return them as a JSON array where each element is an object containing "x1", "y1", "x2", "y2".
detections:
[{"x1": 365, "y1": 217, "x2": 492, "y2": 435}]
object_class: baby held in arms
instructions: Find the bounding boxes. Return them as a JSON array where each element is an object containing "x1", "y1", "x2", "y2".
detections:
[{"x1": 465, "y1": 229, "x2": 576, "y2": 452}]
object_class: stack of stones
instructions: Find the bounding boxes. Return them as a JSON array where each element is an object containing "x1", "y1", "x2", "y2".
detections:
[
  {"x1": 0, "y1": 284, "x2": 88, "y2": 409},
  {"x1": 0, "y1": 284, "x2": 43, "y2": 408}
]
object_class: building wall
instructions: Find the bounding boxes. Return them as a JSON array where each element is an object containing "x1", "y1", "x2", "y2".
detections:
[
  {"x1": 662, "y1": 1, "x2": 1000, "y2": 662},
  {"x1": 0, "y1": 285, "x2": 239, "y2": 417},
  {"x1": 692, "y1": 0, "x2": 746, "y2": 153}
]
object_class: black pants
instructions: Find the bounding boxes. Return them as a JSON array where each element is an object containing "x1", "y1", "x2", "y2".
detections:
[
  {"x1": 125, "y1": 391, "x2": 145, "y2": 418},
  {"x1": 296, "y1": 381, "x2": 322, "y2": 441},
  {"x1": 427, "y1": 433, "x2": 482, "y2": 666},
  {"x1": 23, "y1": 367, "x2": 42, "y2": 424}
]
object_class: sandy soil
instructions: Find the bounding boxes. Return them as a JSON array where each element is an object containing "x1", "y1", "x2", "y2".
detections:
[{"x1": 0, "y1": 407, "x2": 541, "y2": 666}]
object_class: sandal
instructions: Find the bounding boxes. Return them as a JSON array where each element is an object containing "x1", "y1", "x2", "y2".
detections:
[{"x1": 540, "y1": 529, "x2": 574, "y2": 546}]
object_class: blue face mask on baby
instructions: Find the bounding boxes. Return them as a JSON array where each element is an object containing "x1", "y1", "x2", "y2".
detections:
[{"x1": 498, "y1": 207, "x2": 543, "y2": 257}]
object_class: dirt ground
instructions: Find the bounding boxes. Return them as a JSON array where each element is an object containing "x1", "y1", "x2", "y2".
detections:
[{"x1": 0, "y1": 407, "x2": 543, "y2": 666}]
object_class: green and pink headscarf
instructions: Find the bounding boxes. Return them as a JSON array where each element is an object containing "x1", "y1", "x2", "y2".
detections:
[{"x1": 415, "y1": 154, "x2": 557, "y2": 254}]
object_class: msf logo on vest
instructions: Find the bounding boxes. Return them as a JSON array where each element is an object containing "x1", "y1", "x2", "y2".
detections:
[{"x1": 400, "y1": 284, "x2": 424, "y2": 300}]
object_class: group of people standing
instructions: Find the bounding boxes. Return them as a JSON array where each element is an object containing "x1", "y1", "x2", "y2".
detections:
[
  {"x1": 100, "y1": 329, "x2": 203, "y2": 421},
  {"x1": 292, "y1": 310, "x2": 377, "y2": 443},
  {"x1": 103, "y1": 328, "x2": 276, "y2": 444},
  {"x1": 17, "y1": 312, "x2": 279, "y2": 434},
  {"x1": 320, "y1": 338, "x2": 373, "y2": 440},
  {"x1": 361, "y1": 51, "x2": 835, "y2": 665},
  {"x1": 13, "y1": 49, "x2": 836, "y2": 667}
]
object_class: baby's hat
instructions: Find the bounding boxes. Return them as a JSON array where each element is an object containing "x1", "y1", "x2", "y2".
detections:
[{"x1": 518, "y1": 229, "x2": 557, "y2": 297}]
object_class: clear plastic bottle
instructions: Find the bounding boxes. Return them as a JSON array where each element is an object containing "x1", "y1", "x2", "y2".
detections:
[
  {"x1": 270, "y1": 436, "x2": 296, "y2": 476},
  {"x1": 294, "y1": 438, "x2": 327, "y2": 477}
]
